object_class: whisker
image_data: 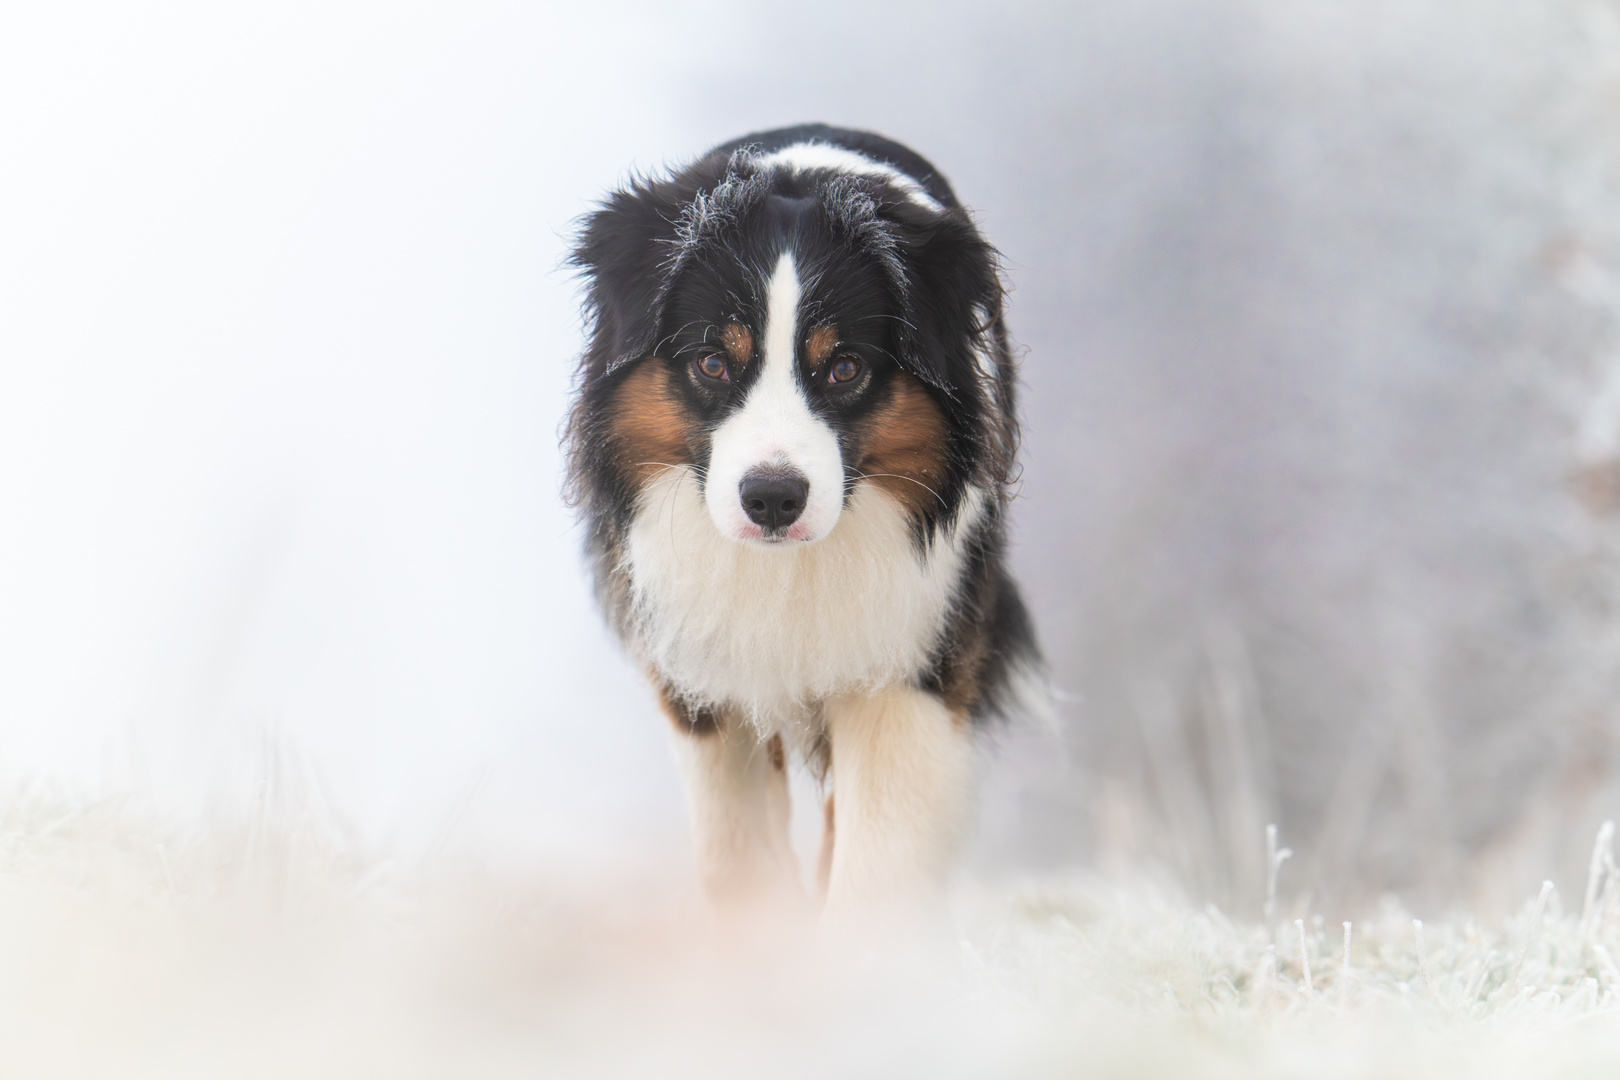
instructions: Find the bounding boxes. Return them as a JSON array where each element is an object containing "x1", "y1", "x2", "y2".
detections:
[
  {"x1": 850, "y1": 313, "x2": 921, "y2": 333},
  {"x1": 660, "y1": 458, "x2": 698, "y2": 549},
  {"x1": 635, "y1": 463, "x2": 710, "y2": 486},
  {"x1": 848, "y1": 471, "x2": 947, "y2": 508},
  {"x1": 654, "y1": 319, "x2": 714, "y2": 356},
  {"x1": 635, "y1": 461, "x2": 706, "y2": 475},
  {"x1": 631, "y1": 463, "x2": 708, "y2": 542}
]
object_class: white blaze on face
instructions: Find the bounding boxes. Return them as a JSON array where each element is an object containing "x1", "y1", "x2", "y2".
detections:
[
  {"x1": 704, "y1": 253, "x2": 845, "y2": 543},
  {"x1": 753, "y1": 143, "x2": 944, "y2": 212}
]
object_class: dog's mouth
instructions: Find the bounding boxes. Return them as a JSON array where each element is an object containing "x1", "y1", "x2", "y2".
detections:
[{"x1": 733, "y1": 521, "x2": 815, "y2": 544}]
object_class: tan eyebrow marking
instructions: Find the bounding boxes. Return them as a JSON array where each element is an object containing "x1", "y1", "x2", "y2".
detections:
[
  {"x1": 806, "y1": 323, "x2": 839, "y2": 370},
  {"x1": 721, "y1": 322, "x2": 753, "y2": 367}
]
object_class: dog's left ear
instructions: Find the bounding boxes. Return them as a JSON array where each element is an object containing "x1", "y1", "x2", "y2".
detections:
[
  {"x1": 572, "y1": 175, "x2": 692, "y2": 380},
  {"x1": 885, "y1": 201, "x2": 1004, "y2": 398}
]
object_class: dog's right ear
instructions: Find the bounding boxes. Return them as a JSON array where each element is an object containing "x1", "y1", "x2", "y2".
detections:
[{"x1": 572, "y1": 176, "x2": 690, "y2": 379}]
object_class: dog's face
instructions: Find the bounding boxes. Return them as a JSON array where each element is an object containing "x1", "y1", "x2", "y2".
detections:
[
  {"x1": 570, "y1": 149, "x2": 1009, "y2": 551},
  {"x1": 654, "y1": 237, "x2": 909, "y2": 545}
]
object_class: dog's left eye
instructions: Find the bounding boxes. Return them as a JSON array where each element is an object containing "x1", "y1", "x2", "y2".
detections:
[
  {"x1": 695, "y1": 355, "x2": 729, "y2": 381},
  {"x1": 828, "y1": 357, "x2": 861, "y2": 385}
]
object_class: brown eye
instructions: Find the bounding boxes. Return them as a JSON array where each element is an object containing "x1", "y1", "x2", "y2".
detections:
[
  {"x1": 829, "y1": 357, "x2": 861, "y2": 385},
  {"x1": 696, "y1": 354, "x2": 728, "y2": 381}
]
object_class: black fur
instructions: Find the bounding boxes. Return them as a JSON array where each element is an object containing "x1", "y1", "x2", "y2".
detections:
[{"x1": 566, "y1": 125, "x2": 1038, "y2": 722}]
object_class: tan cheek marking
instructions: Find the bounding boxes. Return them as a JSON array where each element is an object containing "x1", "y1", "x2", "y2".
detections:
[
  {"x1": 853, "y1": 371, "x2": 949, "y2": 519},
  {"x1": 607, "y1": 359, "x2": 694, "y2": 489},
  {"x1": 806, "y1": 323, "x2": 838, "y2": 373},
  {"x1": 722, "y1": 322, "x2": 753, "y2": 368},
  {"x1": 767, "y1": 733, "x2": 785, "y2": 772}
]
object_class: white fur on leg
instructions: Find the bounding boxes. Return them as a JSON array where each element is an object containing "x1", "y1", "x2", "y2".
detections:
[
  {"x1": 821, "y1": 684, "x2": 974, "y2": 928},
  {"x1": 670, "y1": 722, "x2": 803, "y2": 912}
]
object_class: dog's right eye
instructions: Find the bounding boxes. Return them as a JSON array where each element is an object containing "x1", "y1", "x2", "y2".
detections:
[{"x1": 695, "y1": 355, "x2": 729, "y2": 382}]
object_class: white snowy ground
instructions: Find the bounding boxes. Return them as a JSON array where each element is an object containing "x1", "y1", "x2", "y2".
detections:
[{"x1": 8, "y1": 785, "x2": 1620, "y2": 1079}]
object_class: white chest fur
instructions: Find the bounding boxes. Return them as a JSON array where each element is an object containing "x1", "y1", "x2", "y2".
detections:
[{"x1": 625, "y1": 472, "x2": 982, "y2": 728}]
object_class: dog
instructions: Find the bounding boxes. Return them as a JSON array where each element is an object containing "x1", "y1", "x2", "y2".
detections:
[{"x1": 565, "y1": 124, "x2": 1037, "y2": 924}]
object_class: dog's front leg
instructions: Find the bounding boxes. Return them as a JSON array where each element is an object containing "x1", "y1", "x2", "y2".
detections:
[
  {"x1": 820, "y1": 684, "x2": 974, "y2": 927},
  {"x1": 660, "y1": 692, "x2": 802, "y2": 912}
]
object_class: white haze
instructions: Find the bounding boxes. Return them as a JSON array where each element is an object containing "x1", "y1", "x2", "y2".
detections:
[{"x1": 6, "y1": 0, "x2": 1620, "y2": 913}]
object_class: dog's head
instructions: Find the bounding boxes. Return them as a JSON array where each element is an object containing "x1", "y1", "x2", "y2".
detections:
[{"x1": 568, "y1": 138, "x2": 1013, "y2": 548}]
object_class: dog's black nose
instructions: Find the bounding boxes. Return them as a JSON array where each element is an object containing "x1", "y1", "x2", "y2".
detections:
[{"x1": 739, "y1": 470, "x2": 809, "y2": 530}]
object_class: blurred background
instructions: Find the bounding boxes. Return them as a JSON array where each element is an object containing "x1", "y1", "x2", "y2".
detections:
[{"x1": 6, "y1": 0, "x2": 1620, "y2": 915}]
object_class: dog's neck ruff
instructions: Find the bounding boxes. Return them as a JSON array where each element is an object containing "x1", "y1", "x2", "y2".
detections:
[{"x1": 626, "y1": 475, "x2": 985, "y2": 730}]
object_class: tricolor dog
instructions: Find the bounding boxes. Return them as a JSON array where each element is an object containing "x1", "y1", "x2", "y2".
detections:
[{"x1": 566, "y1": 125, "x2": 1038, "y2": 922}]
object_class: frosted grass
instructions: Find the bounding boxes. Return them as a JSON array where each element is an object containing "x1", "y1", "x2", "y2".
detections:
[{"x1": 6, "y1": 783, "x2": 1620, "y2": 1078}]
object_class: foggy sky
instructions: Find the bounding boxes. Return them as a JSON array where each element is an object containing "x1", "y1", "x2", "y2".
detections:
[{"x1": 5, "y1": 0, "x2": 1620, "y2": 908}]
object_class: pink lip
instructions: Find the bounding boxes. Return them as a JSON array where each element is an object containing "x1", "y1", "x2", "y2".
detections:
[
  {"x1": 730, "y1": 524, "x2": 814, "y2": 544},
  {"x1": 726, "y1": 514, "x2": 816, "y2": 544}
]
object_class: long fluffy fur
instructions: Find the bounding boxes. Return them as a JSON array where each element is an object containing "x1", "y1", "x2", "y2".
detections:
[
  {"x1": 566, "y1": 124, "x2": 1038, "y2": 731},
  {"x1": 565, "y1": 125, "x2": 1040, "y2": 910}
]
